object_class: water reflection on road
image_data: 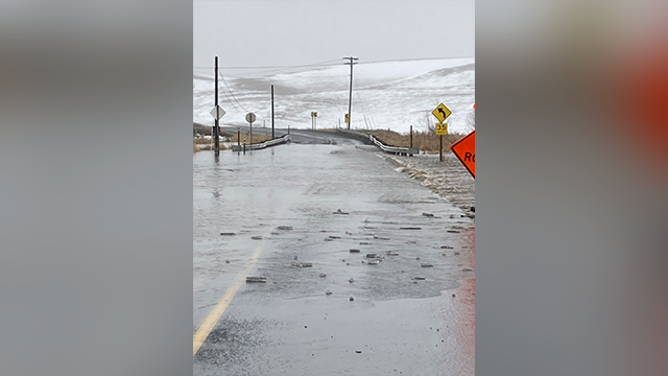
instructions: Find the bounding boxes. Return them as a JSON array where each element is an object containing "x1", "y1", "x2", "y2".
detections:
[{"x1": 194, "y1": 143, "x2": 474, "y2": 375}]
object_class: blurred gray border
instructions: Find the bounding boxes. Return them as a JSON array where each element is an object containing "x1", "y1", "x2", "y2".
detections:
[{"x1": 0, "y1": 1, "x2": 193, "y2": 375}]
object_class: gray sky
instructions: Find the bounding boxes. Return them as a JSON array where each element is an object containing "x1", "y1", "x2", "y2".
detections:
[{"x1": 193, "y1": 0, "x2": 475, "y2": 68}]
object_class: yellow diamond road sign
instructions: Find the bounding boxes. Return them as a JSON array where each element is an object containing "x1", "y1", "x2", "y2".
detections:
[
  {"x1": 435, "y1": 122, "x2": 448, "y2": 135},
  {"x1": 432, "y1": 103, "x2": 452, "y2": 123}
]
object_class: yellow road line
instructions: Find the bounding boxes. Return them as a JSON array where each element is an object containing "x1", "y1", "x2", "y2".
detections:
[{"x1": 193, "y1": 240, "x2": 266, "y2": 356}]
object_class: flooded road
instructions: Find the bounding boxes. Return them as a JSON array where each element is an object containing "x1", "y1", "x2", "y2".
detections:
[{"x1": 193, "y1": 141, "x2": 475, "y2": 375}]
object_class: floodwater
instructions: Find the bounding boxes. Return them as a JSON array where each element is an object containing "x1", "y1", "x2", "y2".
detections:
[{"x1": 193, "y1": 140, "x2": 474, "y2": 375}]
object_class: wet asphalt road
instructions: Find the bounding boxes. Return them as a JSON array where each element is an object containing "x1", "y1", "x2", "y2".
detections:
[{"x1": 193, "y1": 135, "x2": 475, "y2": 375}]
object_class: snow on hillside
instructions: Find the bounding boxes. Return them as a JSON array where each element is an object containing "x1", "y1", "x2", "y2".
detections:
[{"x1": 193, "y1": 58, "x2": 474, "y2": 135}]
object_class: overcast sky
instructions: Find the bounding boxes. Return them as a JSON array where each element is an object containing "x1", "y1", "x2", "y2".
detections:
[{"x1": 193, "y1": 0, "x2": 475, "y2": 68}]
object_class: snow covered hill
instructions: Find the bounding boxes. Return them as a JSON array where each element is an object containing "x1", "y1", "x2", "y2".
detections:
[{"x1": 193, "y1": 57, "x2": 474, "y2": 134}]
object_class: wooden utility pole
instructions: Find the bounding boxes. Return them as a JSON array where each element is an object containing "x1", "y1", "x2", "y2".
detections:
[
  {"x1": 410, "y1": 125, "x2": 413, "y2": 148},
  {"x1": 343, "y1": 56, "x2": 358, "y2": 130},
  {"x1": 271, "y1": 85, "x2": 275, "y2": 139},
  {"x1": 214, "y1": 56, "x2": 220, "y2": 156}
]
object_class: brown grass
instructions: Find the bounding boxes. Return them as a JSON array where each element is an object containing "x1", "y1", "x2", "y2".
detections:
[
  {"x1": 194, "y1": 137, "x2": 214, "y2": 144},
  {"x1": 226, "y1": 132, "x2": 272, "y2": 144},
  {"x1": 193, "y1": 138, "x2": 228, "y2": 153},
  {"x1": 360, "y1": 129, "x2": 465, "y2": 154}
]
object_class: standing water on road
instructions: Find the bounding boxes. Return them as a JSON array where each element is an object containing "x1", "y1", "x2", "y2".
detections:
[{"x1": 194, "y1": 143, "x2": 474, "y2": 375}]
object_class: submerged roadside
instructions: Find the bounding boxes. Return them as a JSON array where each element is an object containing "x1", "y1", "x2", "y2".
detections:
[{"x1": 382, "y1": 153, "x2": 475, "y2": 218}]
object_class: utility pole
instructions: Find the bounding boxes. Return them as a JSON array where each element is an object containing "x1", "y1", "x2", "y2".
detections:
[
  {"x1": 271, "y1": 85, "x2": 275, "y2": 139},
  {"x1": 214, "y1": 56, "x2": 220, "y2": 156},
  {"x1": 343, "y1": 56, "x2": 358, "y2": 130}
]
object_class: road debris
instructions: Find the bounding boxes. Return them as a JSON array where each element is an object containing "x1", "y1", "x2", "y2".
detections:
[
  {"x1": 333, "y1": 209, "x2": 349, "y2": 215},
  {"x1": 276, "y1": 226, "x2": 293, "y2": 231},
  {"x1": 251, "y1": 235, "x2": 263, "y2": 240},
  {"x1": 385, "y1": 251, "x2": 399, "y2": 256},
  {"x1": 421, "y1": 263, "x2": 434, "y2": 268},
  {"x1": 319, "y1": 273, "x2": 327, "y2": 278},
  {"x1": 400, "y1": 227, "x2": 422, "y2": 230},
  {"x1": 349, "y1": 249, "x2": 361, "y2": 253},
  {"x1": 422, "y1": 212, "x2": 434, "y2": 217},
  {"x1": 412, "y1": 276, "x2": 426, "y2": 280},
  {"x1": 441, "y1": 245, "x2": 454, "y2": 249},
  {"x1": 290, "y1": 262, "x2": 313, "y2": 268},
  {"x1": 349, "y1": 296, "x2": 354, "y2": 301},
  {"x1": 325, "y1": 290, "x2": 332, "y2": 296},
  {"x1": 220, "y1": 232, "x2": 236, "y2": 236},
  {"x1": 246, "y1": 276, "x2": 266, "y2": 283}
]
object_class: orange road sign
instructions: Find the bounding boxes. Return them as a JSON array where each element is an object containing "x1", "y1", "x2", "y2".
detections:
[{"x1": 451, "y1": 131, "x2": 475, "y2": 178}]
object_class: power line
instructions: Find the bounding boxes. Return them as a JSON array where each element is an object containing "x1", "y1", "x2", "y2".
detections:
[
  {"x1": 225, "y1": 60, "x2": 342, "y2": 78},
  {"x1": 216, "y1": 79, "x2": 243, "y2": 114},
  {"x1": 218, "y1": 69, "x2": 251, "y2": 113},
  {"x1": 194, "y1": 59, "x2": 341, "y2": 71},
  {"x1": 199, "y1": 62, "x2": 339, "y2": 70},
  {"x1": 352, "y1": 71, "x2": 378, "y2": 130}
]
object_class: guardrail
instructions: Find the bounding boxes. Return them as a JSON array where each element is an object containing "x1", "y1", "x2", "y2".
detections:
[
  {"x1": 336, "y1": 129, "x2": 420, "y2": 156},
  {"x1": 231, "y1": 134, "x2": 290, "y2": 152}
]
